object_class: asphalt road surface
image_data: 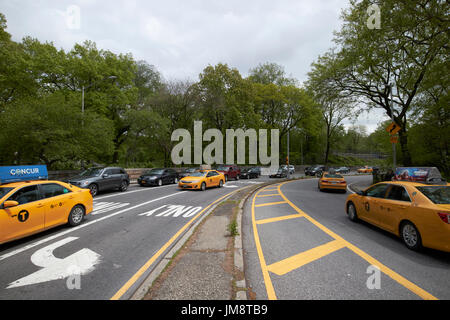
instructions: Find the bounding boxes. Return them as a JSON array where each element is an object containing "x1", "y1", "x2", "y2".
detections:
[
  {"x1": 0, "y1": 178, "x2": 266, "y2": 300},
  {"x1": 243, "y1": 175, "x2": 450, "y2": 300}
]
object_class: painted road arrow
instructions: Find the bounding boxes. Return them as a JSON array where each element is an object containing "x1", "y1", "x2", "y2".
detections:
[{"x1": 7, "y1": 237, "x2": 101, "y2": 289}]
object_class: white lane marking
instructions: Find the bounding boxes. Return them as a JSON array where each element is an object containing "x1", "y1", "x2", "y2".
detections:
[
  {"x1": 0, "y1": 192, "x2": 187, "y2": 262},
  {"x1": 91, "y1": 202, "x2": 130, "y2": 215},
  {"x1": 223, "y1": 185, "x2": 239, "y2": 188},
  {"x1": 7, "y1": 237, "x2": 101, "y2": 289},
  {"x1": 93, "y1": 184, "x2": 175, "y2": 201},
  {"x1": 139, "y1": 205, "x2": 203, "y2": 218}
]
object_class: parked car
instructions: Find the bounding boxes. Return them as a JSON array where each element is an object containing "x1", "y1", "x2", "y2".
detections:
[
  {"x1": 270, "y1": 167, "x2": 288, "y2": 178},
  {"x1": 282, "y1": 165, "x2": 295, "y2": 174},
  {"x1": 68, "y1": 167, "x2": 130, "y2": 197},
  {"x1": 240, "y1": 167, "x2": 260, "y2": 179},
  {"x1": 216, "y1": 165, "x2": 241, "y2": 181},
  {"x1": 179, "y1": 167, "x2": 200, "y2": 179},
  {"x1": 138, "y1": 168, "x2": 179, "y2": 187},
  {"x1": 335, "y1": 167, "x2": 350, "y2": 174},
  {"x1": 305, "y1": 165, "x2": 326, "y2": 176}
]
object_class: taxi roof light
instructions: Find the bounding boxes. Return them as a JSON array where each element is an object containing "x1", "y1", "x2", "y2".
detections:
[
  {"x1": 0, "y1": 165, "x2": 48, "y2": 185},
  {"x1": 393, "y1": 167, "x2": 446, "y2": 185}
]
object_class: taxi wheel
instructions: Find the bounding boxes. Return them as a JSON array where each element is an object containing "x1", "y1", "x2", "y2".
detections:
[
  {"x1": 68, "y1": 205, "x2": 85, "y2": 227},
  {"x1": 201, "y1": 182, "x2": 206, "y2": 191},
  {"x1": 400, "y1": 221, "x2": 422, "y2": 251},
  {"x1": 347, "y1": 202, "x2": 358, "y2": 222},
  {"x1": 89, "y1": 184, "x2": 98, "y2": 197},
  {"x1": 219, "y1": 180, "x2": 224, "y2": 188}
]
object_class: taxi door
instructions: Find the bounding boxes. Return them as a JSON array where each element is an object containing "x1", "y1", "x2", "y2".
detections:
[
  {"x1": 381, "y1": 185, "x2": 412, "y2": 233},
  {"x1": 0, "y1": 185, "x2": 45, "y2": 243},
  {"x1": 38, "y1": 183, "x2": 75, "y2": 228},
  {"x1": 359, "y1": 183, "x2": 390, "y2": 227},
  {"x1": 206, "y1": 171, "x2": 215, "y2": 187}
]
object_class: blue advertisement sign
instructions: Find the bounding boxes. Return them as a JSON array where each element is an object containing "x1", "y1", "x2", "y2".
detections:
[{"x1": 0, "y1": 165, "x2": 48, "y2": 184}]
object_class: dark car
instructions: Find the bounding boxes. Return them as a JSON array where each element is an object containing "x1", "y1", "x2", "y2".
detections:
[
  {"x1": 68, "y1": 167, "x2": 130, "y2": 197},
  {"x1": 335, "y1": 166, "x2": 350, "y2": 174},
  {"x1": 305, "y1": 165, "x2": 326, "y2": 176},
  {"x1": 138, "y1": 168, "x2": 179, "y2": 187},
  {"x1": 240, "y1": 167, "x2": 260, "y2": 179},
  {"x1": 216, "y1": 165, "x2": 241, "y2": 181},
  {"x1": 179, "y1": 167, "x2": 200, "y2": 179},
  {"x1": 270, "y1": 167, "x2": 288, "y2": 178}
]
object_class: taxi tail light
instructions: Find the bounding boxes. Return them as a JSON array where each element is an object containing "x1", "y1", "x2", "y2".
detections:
[
  {"x1": 322, "y1": 180, "x2": 329, "y2": 183},
  {"x1": 437, "y1": 212, "x2": 450, "y2": 224},
  {"x1": 339, "y1": 181, "x2": 346, "y2": 184}
]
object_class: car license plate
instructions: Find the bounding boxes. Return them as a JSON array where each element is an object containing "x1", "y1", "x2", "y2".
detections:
[{"x1": 331, "y1": 182, "x2": 338, "y2": 184}]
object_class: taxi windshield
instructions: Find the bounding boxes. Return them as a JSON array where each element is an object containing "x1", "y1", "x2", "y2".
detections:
[
  {"x1": 189, "y1": 172, "x2": 207, "y2": 177},
  {"x1": 0, "y1": 187, "x2": 13, "y2": 199},
  {"x1": 416, "y1": 186, "x2": 450, "y2": 204},
  {"x1": 80, "y1": 168, "x2": 103, "y2": 177}
]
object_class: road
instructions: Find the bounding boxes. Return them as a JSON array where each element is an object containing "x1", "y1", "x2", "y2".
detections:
[
  {"x1": 243, "y1": 175, "x2": 450, "y2": 300},
  {"x1": 0, "y1": 178, "x2": 266, "y2": 300}
]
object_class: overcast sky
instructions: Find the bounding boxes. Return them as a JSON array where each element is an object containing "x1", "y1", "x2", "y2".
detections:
[{"x1": 0, "y1": 0, "x2": 389, "y2": 132}]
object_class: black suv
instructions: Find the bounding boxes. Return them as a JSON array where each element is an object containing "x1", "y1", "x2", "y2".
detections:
[
  {"x1": 68, "y1": 167, "x2": 130, "y2": 196},
  {"x1": 138, "y1": 168, "x2": 179, "y2": 187},
  {"x1": 305, "y1": 165, "x2": 326, "y2": 176}
]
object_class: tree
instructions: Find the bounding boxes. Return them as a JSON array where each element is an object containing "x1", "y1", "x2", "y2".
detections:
[{"x1": 313, "y1": 0, "x2": 449, "y2": 165}]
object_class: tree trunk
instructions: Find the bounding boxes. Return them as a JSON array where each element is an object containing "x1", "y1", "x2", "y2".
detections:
[{"x1": 398, "y1": 128, "x2": 412, "y2": 166}]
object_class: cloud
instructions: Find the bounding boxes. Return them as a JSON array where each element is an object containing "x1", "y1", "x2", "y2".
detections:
[{"x1": 0, "y1": 0, "x2": 347, "y2": 83}]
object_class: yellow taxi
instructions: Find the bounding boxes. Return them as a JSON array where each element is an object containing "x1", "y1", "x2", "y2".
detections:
[
  {"x1": 318, "y1": 172, "x2": 347, "y2": 193},
  {"x1": 345, "y1": 167, "x2": 450, "y2": 252},
  {"x1": 178, "y1": 170, "x2": 225, "y2": 191},
  {"x1": 357, "y1": 166, "x2": 373, "y2": 174},
  {"x1": 0, "y1": 166, "x2": 93, "y2": 245}
]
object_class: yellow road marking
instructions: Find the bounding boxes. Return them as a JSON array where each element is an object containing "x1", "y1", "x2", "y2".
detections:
[
  {"x1": 110, "y1": 187, "x2": 247, "y2": 300},
  {"x1": 251, "y1": 188, "x2": 277, "y2": 300},
  {"x1": 256, "y1": 214, "x2": 304, "y2": 225},
  {"x1": 255, "y1": 201, "x2": 287, "y2": 207},
  {"x1": 262, "y1": 188, "x2": 278, "y2": 192},
  {"x1": 251, "y1": 180, "x2": 439, "y2": 300},
  {"x1": 257, "y1": 193, "x2": 281, "y2": 198},
  {"x1": 267, "y1": 240, "x2": 346, "y2": 276}
]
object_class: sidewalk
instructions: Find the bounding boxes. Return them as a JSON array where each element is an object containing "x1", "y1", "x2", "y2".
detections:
[{"x1": 131, "y1": 183, "x2": 272, "y2": 300}]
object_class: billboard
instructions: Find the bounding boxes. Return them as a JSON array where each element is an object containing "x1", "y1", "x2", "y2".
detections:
[{"x1": 0, "y1": 165, "x2": 48, "y2": 184}]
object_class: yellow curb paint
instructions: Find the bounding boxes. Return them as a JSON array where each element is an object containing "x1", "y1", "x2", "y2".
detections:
[
  {"x1": 256, "y1": 214, "x2": 304, "y2": 225},
  {"x1": 251, "y1": 188, "x2": 277, "y2": 300},
  {"x1": 110, "y1": 187, "x2": 246, "y2": 300}
]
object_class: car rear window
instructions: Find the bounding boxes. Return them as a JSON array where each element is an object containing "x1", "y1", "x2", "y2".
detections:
[
  {"x1": 324, "y1": 174, "x2": 343, "y2": 179},
  {"x1": 416, "y1": 186, "x2": 450, "y2": 204}
]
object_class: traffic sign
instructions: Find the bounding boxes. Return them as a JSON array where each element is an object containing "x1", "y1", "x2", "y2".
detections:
[
  {"x1": 386, "y1": 122, "x2": 401, "y2": 135},
  {"x1": 390, "y1": 136, "x2": 399, "y2": 144}
]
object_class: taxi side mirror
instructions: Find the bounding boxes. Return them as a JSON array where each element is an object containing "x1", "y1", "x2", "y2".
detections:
[
  {"x1": 356, "y1": 190, "x2": 364, "y2": 196},
  {"x1": 3, "y1": 200, "x2": 19, "y2": 208}
]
